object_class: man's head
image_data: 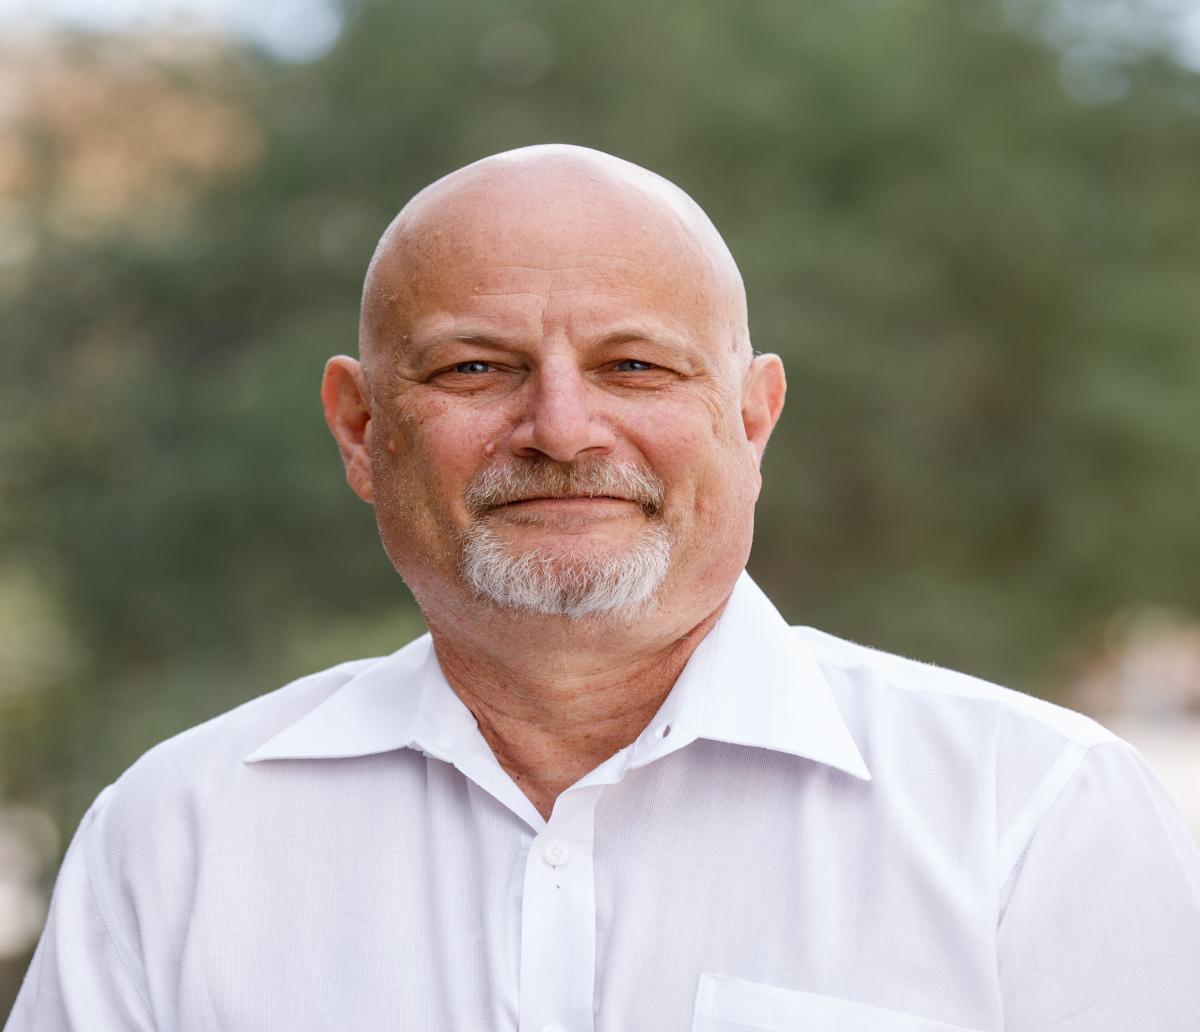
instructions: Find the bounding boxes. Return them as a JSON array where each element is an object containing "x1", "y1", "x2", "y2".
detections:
[{"x1": 322, "y1": 144, "x2": 785, "y2": 625}]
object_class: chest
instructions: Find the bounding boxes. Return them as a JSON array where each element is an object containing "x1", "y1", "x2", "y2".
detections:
[{"x1": 159, "y1": 748, "x2": 999, "y2": 1032}]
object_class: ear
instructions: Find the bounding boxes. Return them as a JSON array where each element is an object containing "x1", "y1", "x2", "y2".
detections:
[
  {"x1": 321, "y1": 355, "x2": 376, "y2": 503},
  {"x1": 741, "y1": 353, "x2": 786, "y2": 465}
]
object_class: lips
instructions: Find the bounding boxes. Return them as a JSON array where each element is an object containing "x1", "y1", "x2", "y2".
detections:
[
  {"x1": 500, "y1": 494, "x2": 636, "y2": 505},
  {"x1": 492, "y1": 495, "x2": 643, "y2": 515}
]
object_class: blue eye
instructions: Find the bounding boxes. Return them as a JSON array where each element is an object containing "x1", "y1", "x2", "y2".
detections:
[
  {"x1": 614, "y1": 359, "x2": 654, "y2": 372},
  {"x1": 455, "y1": 361, "x2": 493, "y2": 374}
]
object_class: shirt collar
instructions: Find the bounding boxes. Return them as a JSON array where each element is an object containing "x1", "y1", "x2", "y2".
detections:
[
  {"x1": 245, "y1": 573, "x2": 870, "y2": 782},
  {"x1": 244, "y1": 634, "x2": 433, "y2": 762},
  {"x1": 623, "y1": 573, "x2": 871, "y2": 781}
]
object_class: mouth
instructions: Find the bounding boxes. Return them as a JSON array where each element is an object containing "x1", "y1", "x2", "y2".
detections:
[{"x1": 489, "y1": 495, "x2": 645, "y2": 516}]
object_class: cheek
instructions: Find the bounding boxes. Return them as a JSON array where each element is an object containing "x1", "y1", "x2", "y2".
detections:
[
  {"x1": 649, "y1": 434, "x2": 753, "y2": 524},
  {"x1": 381, "y1": 401, "x2": 500, "y2": 507},
  {"x1": 652, "y1": 395, "x2": 749, "y2": 479}
]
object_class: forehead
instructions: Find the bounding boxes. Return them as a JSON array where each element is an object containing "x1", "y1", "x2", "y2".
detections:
[{"x1": 370, "y1": 177, "x2": 736, "y2": 353}]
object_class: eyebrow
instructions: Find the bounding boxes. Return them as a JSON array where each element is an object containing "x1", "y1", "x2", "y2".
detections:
[
  {"x1": 594, "y1": 324, "x2": 695, "y2": 350},
  {"x1": 403, "y1": 330, "x2": 520, "y2": 367}
]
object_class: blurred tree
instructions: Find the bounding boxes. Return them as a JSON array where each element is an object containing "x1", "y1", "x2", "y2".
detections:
[{"x1": 3, "y1": 0, "x2": 1200, "y2": 1007}]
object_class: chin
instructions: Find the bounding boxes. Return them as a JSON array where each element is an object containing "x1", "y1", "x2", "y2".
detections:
[{"x1": 458, "y1": 521, "x2": 672, "y2": 620}]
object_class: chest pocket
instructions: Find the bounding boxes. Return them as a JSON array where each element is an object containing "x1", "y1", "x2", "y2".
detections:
[{"x1": 692, "y1": 974, "x2": 985, "y2": 1032}]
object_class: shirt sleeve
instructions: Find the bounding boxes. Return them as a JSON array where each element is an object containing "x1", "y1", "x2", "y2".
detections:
[
  {"x1": 4, "y1": 788, "x2": 156, "y2": 1032},
  {"x1": 997, "y1": 738, "x2": 1200, "y2": 1032}
]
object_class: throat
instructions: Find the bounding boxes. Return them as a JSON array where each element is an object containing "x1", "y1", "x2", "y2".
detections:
[
  {"x1": 467, "y1": 665, "x2": 676, "y2": 821},
  {"x1": 429, "y1": 613, "x2": 721, "y2": 819}
]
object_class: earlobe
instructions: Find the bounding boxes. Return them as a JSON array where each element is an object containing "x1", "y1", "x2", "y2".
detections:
[
  {"x1": 321, "y1": 355, "x2": 376, "y2": 503},
  {"x1": 741, "y1": 354, "x2": 787, "y2": 465}
]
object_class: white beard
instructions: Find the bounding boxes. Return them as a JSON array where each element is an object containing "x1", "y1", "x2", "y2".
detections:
[
  {"x1": 458, "y1": 459, "x2": 671, "y2": 619},
  {"x1": 460, "y1": 521, "x2": 672, "y2": 620}
]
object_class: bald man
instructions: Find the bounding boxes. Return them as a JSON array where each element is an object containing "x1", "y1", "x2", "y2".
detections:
[{"x1": 9, "y1": 146, "x2": 1200, "y2": 1032}]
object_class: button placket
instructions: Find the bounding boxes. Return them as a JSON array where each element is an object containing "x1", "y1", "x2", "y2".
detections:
[{"x1": 518, "y1": 786, "x2": 602, "y2": 1032}]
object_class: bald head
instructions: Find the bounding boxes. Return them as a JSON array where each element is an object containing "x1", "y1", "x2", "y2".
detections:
[{"x1": 358, "y1": 145, "x2": 750, "y2": 376}]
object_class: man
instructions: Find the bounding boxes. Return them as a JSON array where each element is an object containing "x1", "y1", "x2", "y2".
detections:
[{"x1": 8, "y1": 145, "x2": 1200, "y2": 1031}]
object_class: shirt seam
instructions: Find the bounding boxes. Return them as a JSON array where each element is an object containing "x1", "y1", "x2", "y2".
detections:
[
  {"x1": 82, "y1": 790, "x2": 158, "y2": 1027},
  {"x1": 997, "y1": 738, "x2": 1156, "y2": 906},
  {"x1": 996, "y1": 740, "x2": 1090, "y2": 887}
]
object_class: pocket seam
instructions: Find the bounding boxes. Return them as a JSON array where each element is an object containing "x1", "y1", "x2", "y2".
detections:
[{"x1": 694, "y1": 972, "x2": 985, "y2": 1032}]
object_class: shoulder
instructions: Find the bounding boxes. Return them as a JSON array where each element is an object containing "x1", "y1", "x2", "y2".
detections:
[
  {"x1": 87, "y1": 655, "x2": 382, "y2": 834},
  {"x1": 793, "y1": 626, "x2": 1136, "y2": 874},
  {"x1": 796, "y1": 624, "x2": 1116, "y2": 751},
  {"x1": 791, "y1": 627, "x2": 1175, "y2": 891},
  {"x1": 49, "y1": 654, "x2": 390, "y2": 992}
]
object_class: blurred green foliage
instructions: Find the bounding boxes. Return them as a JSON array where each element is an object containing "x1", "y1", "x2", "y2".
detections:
[{"x1": 3, "y1": 0, "x2": 1200, "y2": 1006}]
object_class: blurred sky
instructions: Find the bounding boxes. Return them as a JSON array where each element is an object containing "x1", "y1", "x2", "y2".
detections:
[
  {"x1": 6, "y1": 0, "x2": 1200, "y2": 71},
  {"x1": 0, "y1": 0, "x2": 344, "y2": 61}
]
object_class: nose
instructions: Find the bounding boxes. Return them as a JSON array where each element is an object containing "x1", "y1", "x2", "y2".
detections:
[{"x1": 507, "y1": 361, "x2": 617, "y2": 462}]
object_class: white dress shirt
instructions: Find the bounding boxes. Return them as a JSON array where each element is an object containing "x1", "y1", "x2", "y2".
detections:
[{"x1": 7, "y1": 574, "x2": 1200, "y2": 1031}]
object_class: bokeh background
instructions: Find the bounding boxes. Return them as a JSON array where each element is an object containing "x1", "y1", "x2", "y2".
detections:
[{"x1": 3, "y1": 0, "x2": 1200, "y2": 1012}]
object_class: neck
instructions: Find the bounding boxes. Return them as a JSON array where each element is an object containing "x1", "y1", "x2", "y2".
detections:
[{"x1": 425, "y1": 595, "x2": 727, "y2": 820}]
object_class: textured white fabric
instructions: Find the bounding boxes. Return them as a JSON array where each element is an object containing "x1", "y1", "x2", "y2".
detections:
[{"x1": 7, "y1": 574, "x2": 1200, "y2": 1031}]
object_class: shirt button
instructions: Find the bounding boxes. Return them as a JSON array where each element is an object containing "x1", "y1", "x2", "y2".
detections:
[{"x1": 542, "y1": 840, "x2": 570, "y2": 866}]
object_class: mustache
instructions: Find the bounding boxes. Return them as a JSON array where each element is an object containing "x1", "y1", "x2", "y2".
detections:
[{"x1": 464, "y1": 460, "x2": 665, "y2": 518}]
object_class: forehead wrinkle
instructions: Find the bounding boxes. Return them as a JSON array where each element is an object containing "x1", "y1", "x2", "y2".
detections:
[{"x1": 466, "y1": 289, "x2": 555, "y2": 299}]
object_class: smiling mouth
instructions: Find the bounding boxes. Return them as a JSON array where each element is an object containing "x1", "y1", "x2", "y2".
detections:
[
  {"x1": 492, "y1": 495, "x2": 642, "y2": 513},
  {"x1": 477, "y1": 497, "x2": 662, "y2": 532},
  {"x1": 503, "y1": 494, "x2": 631, "y2": 504}
]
